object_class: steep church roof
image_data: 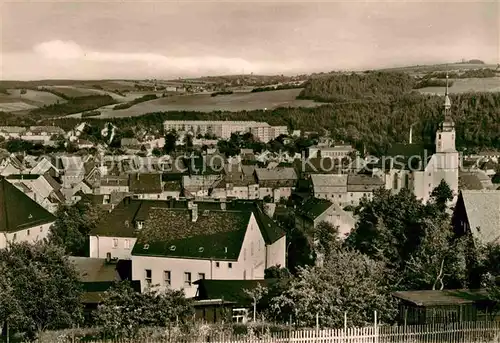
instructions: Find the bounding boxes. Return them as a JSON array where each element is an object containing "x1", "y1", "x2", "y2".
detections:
[{"x1": 0, "y1": 177, "x2": 56, "y2": 233}]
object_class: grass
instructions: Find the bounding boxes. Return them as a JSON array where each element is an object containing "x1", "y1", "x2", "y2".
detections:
[
  {"x1": 0, "y1": 101, "x2": 38, "y2": 112},
  {"x1": 70, "y1": 88, "x2": 324, "y2": 119},
  {"x1": 42, "y1": 86, "x2": 105, "y2": 98},
  {"x1": 416, "y1": 77, "x2": 500, "y2": 95},
  {"x1": 0, "y1": 89, "x2": 65, "y2": 112}
]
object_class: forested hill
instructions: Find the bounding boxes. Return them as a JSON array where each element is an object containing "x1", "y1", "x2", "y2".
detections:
[
  {"x1": 297, "y1": 72, "x2": 416, "y2": 103},
  {"x1": 47, "y1": 91, "x2": 500, "y2": 155}
]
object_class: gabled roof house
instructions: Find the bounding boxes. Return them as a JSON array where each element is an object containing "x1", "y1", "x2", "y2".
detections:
[{"x1": 0, "y1": 177, "x2": 56, "y2": 249}]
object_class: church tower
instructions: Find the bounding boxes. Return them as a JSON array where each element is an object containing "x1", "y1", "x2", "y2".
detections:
[
  {"x1": 435, "y1": 73, "x2": 456, "y2": 153},
  {"x1": 430, "y1": 72, "x2": 459, "y2": 202}
]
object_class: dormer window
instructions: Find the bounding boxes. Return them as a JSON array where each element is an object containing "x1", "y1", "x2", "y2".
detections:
[{"x1": 136, "y1": 221, "x2": 144, "y2": 230}]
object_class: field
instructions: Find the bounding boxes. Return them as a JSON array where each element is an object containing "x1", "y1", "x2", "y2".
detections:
[
  {"x1": 380, "y1": 63, "x2": 499, "y2": 74},
  {"x1": 42, "y1": 85, "x2": 106, "y2": 98},
  {"x1": 0, "y1": 89, "x2": 65, "y2": 112},
  {"x1": 70, "y1": 88, "x2": 324, "y2": 118},
  {"x1": 416, "y1": 77, "x2": 500, "y2": 95}
]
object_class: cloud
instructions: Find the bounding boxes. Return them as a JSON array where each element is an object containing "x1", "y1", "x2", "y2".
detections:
[
  {"x1": 33, "y1": 40, "x2": 85, "y2": 60},
  {"x1": 31, "y1": 40, "x2": 306, "y2": 76}
]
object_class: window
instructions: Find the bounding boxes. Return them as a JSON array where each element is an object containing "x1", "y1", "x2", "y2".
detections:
[
  {"x1": 198, "y1": 273, "x2": 205, "y2": 280},
  {"x1": 40, "y1": 226, "x2": 43, "y2": 232},
  {"x1": 438, "y1": 134, "x2": 442, "y2": 139},
  {"x1": 13, "y1": 233, "x2": 17, "y2": 241},
  {"x1": 27, "y1": 229, "x2": 30, "y2": 236},
  {"x1": 113, "y1": 239, "x2": 118, "y2": 248},
  {"x1": 251, "y1": 242, "x2": 254, "y2": 256},
  {"x1": 184, "y1": 272, "x2": 192, "y2": 287},
  {"x1": 124, "y1": 239, "x2": 130, "y2": 249},
  {"x1": 244, "y1": 248, "x2": 247, "y2": 261},
  {"x1": 243, "y1": 270, "x2": 246, "y2": 280},
  {"x1": 164, "y1": 271, "x2": 171, "y2": 286},
  {"x1": 232, "y1": 308, "x2": 248, "y2": 323},
  {"x1": 145, "y1": 269, "x2": 152, "y2": 285},
  {"x1": 215, "y1": 262, "x2": 220, "y2": 268},
  {"x1": 228, "y1": 263, "x2": 233, "y2": 269}
]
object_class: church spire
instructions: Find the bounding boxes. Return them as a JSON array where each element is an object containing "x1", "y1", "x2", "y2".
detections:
[
  {"x1": 444, "y1": 72, "x2": 451, "y2": 111},
  {"x1": 440, "y1": 70, "x2": 454, "y2": 131}
]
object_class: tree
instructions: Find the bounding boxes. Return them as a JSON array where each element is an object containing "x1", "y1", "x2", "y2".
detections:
[
  {"x1": 152, "y1": 147, "x2": 162, "y2": 157},
  {"x1": 264, "y1": 266, "x2": 291, "y2": 279},
  {"x1": 0, "y1": 262, "x2": 24, "y2": 343},
  {"x1": 269, "y1": 248, "x2": 397, "y2": 327},
  {"x1": 183, "y1": 134, "x2": 193, "y2": 150},
  {"x1": 0, "y1": 242, "x2": 83, "y2": 341},
  {"x1": 96, "y1": 281, "x2": 193, "y2": 339},
  {"x1": 154, "y1": 288, "x2": 194, "y2": 329},
  {"x1": 403, "y1": 219, "x2": 468, "y2": 290},
  {"x1": 312, "y1": 221, "x2": 342, "y2": 261},
  {"x1": 49, "y1": 198, "x2": 100, "y2": 256},
  {"x1": 244, "y1": 284, "x2": 268, "y2": 322},
  {"x1": 96, "y1": 281, "x2": 149, "y2": 339},
  {"x1": 164, "y1": 131, "x2": 177, "y2": 154},
  {"x1": 430, "y1": 180, "x2": 454, "y2": 213},
  {"x1": 346, "y1": 188, "x2": 435, "y2": 275}
]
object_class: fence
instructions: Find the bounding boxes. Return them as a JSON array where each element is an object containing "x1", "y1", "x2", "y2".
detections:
[{"x1": 38, "y1": 321, "x2": 500, "y2": 343}]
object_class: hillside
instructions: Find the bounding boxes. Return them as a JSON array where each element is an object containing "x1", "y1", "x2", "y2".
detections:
[
  {"x1": 47, "y1": 91, "x2": 500, "y2": 155},
  {"x1": 297, "y1": 72, "x2": 416, "y2": 103}
]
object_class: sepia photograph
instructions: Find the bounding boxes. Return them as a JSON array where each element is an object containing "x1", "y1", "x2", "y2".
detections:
[{"x1": 0, "y1": 0, "x2": 499, "y2": 342}]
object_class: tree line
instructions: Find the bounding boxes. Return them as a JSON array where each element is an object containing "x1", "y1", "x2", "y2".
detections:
[{"x1": 45, "y1": 90, "x2": 500, "y2": 156}]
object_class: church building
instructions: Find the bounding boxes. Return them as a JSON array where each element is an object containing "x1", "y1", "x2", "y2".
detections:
[{"x1": 372, "y1": 74, "x2": 459, "y2": 203}]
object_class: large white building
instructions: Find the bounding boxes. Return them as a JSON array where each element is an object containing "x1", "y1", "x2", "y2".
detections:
[
  {"x1": 373, "y1": 76, "x2": 459, "y2": 203},
  {"x1": 89, "y1": 198, "x2": 286, "y2": 297},
  {"x1": 163, "y1": 120, "x2": 287, "y2": 143}
]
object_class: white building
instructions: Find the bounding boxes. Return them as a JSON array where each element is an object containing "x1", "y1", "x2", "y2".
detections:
[
  {"x1": 254, "y1": 167, "x2": 297, "y2": 202},
  {"x1": 310, "y1": 174, "x2": 348, "y2": 205},
  {"x1": 20, "y1": 126, "x2": 65, "y2": 143},
  {"x1": 0, "y1": 177, "x2": 56, "y2": 250},
  {"x1": 373, "y1": 76, "x2": 459, "y2": 204},
  {"x1": 295, "y1": 197, "x2": 356, "y2": 240},
  {"x1": 0, "y1": 126, "x2": 26, "y2": 139},
  {"x1": 131, "y1": 201, "x2": 286, "y2": 298},
  {"x1": 163, "y1": 120, "x2": 287, "y2": 143},
  {"x1": 308, "y1": 145, "x2": 355, "y2": 159},
  {"x1": 89, "y1": 198, "x2": 286, "y2": 298}
]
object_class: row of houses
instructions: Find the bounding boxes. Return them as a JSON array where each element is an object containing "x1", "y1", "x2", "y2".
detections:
[
  {"x1": 0, "y1": 125, "x2": 65, "y2": 142},
  {"x1": 2, "y1": 171, "x2": 498, "y2": 324}
]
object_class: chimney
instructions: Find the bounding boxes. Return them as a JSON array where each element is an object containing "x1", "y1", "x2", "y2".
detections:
[
  {"x1": 409, "y1": 125, "x2": 413, "y2": 145},
  {"x1": 191, "y1": 203, "x2": 198, "y2": 222}
]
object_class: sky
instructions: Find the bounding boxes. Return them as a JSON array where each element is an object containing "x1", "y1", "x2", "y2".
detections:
[{"x1": 0, "y1": 0, "x2": 498, "y2": 80}]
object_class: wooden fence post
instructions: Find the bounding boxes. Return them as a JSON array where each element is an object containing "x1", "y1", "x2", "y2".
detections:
[{"x1": 374, "y1": 310, "x2": 378, "y2": 343}]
